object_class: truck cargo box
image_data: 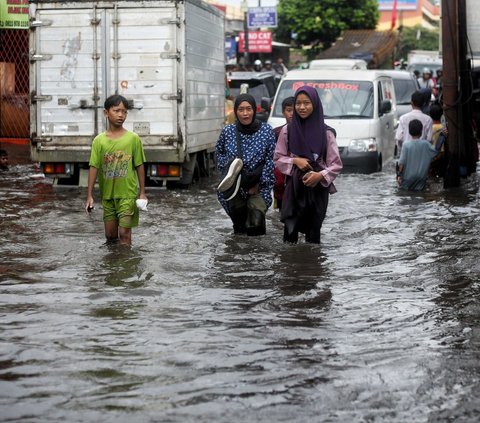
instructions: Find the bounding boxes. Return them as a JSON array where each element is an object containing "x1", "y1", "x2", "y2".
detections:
[{"x1": 29, "y1": 0, "x2": 225, "y2": 185}]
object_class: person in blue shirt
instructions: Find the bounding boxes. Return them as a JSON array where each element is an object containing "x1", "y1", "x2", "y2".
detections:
[
  {"x1": 397, "y1": 119, "x2": 438, "y2": 191},
  {"x1": 216, "y1": 94, "x2": 276, "y2": 235}
]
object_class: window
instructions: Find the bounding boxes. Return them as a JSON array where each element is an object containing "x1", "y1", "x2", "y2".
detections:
[{"x1": 273, "y1": 80, "x2": 374, "y2": 119}]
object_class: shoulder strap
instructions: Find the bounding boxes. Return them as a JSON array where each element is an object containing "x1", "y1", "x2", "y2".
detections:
[{"x1": 234, "y1": 127, "x2": 243, "y2": 159}]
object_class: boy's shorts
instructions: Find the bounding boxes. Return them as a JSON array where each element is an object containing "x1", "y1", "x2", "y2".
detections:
[{"x1": 102, "y1": 198, "x2": 139, "y2": 228}]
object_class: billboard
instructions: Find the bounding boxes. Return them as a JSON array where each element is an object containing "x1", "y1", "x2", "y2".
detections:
[
  {"x1": 239, "y1": 31, "x2": 272, "y2": 54},
  {"x1": 225, "y1": 36, "x2": 237, "y2": 63},
  {"x1": 378, "y1": 0, "x2": 418, "y2": 11},
  {"x1": 0, "y1": 0, "x2": 29, "y2": 29}
]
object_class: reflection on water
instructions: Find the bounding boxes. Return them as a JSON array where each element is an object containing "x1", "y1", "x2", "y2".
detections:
[
  {"x1": 1, "y1": 161, "x2": 480, "y2": 422},
  {"x1": 98, "y1": 246, "x2": 147, "y2": 287}
]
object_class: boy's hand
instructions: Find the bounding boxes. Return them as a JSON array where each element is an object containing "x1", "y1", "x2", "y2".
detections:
[{"x1": 85, "y1": 196, "x2": 94, "y2": 214}]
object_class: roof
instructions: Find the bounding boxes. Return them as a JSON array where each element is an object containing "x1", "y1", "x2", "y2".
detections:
[
  {"x1": 309, "y1": 58, "x2": 367, "y2": 70},
  {"x1": 227, "y1": 71, "x2": 276, "y2": 80},
  {"x1": 272, "y1": 41, "x2": 291, "y2": 48},
  {"x1": 281, "y1": 69, "x2": 398, "y2": 82},
  {"x1": 379, "y1": 70, "x2": 418, "y2": 80},
  {"x1": 317, "y1": 30, "x2": 397, "y2": 68}
]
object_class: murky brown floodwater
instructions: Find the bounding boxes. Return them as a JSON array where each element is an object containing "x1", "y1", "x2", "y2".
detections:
[{"x1": 1, "y1": 157, "x2": 480, "y2": 422}]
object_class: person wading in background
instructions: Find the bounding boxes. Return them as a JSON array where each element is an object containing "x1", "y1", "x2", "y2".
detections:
[{"x1": 273, "y1": 96, "x2": 294, "y2": 210}]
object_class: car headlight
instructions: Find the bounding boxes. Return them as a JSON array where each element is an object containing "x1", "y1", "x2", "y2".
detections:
[{"x1": 349, "y1": 138, "x2": 377, "y2": 152}]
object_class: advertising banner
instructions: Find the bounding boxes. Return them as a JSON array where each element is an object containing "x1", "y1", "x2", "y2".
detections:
[
  {"x1": 378, "y1": 0, "x2": 417, "y2": 10},
  {"x1": 225, "y1": 36, "x2": 237, "y2": 64},
  {"x1": 0, "y1": 0, "x2": 29, "y2": 29},
  {"x1": 239, "y1": 31, "x2": 272, "y2": 53}
]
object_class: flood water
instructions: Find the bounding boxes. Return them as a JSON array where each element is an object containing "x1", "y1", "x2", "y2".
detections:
[{"x1": 1, "y1": 157, "x2": 480, "y2": 422}]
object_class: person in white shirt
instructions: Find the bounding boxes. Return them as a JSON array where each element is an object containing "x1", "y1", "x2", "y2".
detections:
[
  {"x1": 395, "y1": 90, "x2": 433, "y2": 154},
  {"x1": 418, "y1": 68, "x2": 435, "y2": 91}
]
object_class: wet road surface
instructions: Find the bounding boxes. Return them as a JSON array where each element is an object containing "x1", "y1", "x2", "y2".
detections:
[{"x1": 1, "y1": 160, "x2": 480, "y2": 422}]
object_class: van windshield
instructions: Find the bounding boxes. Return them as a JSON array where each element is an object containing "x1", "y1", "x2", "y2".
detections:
[{"x1": 272, "y1": 80, "x2": 374, "y2": 119}]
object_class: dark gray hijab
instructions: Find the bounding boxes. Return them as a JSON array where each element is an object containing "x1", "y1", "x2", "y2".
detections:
[{"x1": 234, "y1": 94, "x2": 261, "y2": 135}]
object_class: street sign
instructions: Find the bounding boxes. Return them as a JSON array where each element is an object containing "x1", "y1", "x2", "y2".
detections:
[{"x1": 247, "y1": 7, "x2": 277, "y2": 29}]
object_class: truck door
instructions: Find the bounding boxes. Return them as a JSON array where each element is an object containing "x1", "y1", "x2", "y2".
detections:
[
  {"x1": 31, "y1": 6, "x2": 104, "y2": 144},
  {"x1": 31, "y1": 2, "x2": 179, "y2": 148},
  {"x1": 105, "y1": 4, "x2": 180, "y2": 145}
]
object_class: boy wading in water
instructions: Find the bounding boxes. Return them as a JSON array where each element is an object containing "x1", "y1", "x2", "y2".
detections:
[
  {"x1": 85, "y1": 95, "x2": 147, "y2": 247},
  {"x1": 397, "y1": 119, "x2": 438, "y2": 191}
]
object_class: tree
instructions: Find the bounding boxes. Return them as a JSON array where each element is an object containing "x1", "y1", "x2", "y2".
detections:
[
  {"x1": 396, "y1": 25, "x2": 440, "y2": 61},
  {"x1": 275, "y1": 0, "x2": 379, "y2": 56}
]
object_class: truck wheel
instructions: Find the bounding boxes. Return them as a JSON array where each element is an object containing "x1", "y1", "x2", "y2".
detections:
[
  {"x1": 377, "y1": 153, "x2": 383, "y2": 172},
  {"x1": 196, "y1": 150, "x2": 213, "y2": 178}
]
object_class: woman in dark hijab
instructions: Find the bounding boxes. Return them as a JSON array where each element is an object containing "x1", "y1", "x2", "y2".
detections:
[
  {"x1": 274, "y1": 85, "x2": 342, "y2": 243},
  {"x1": 215, "y1": 94, "x2": 276, "y2": 236}
]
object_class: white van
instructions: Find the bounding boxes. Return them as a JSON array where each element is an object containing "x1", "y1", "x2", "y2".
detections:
[
  {"x1": 268, "y1": 69, "x2": 397, "y2": 173},
  {"x1": 308, "y1": 58, "x2": 368, "y2": 70}
]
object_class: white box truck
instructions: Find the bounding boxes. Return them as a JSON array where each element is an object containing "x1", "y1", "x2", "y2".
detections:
[
  {"x1": 407, "y1": 50, "x2": 442, "y2": 76},
  {"x1": 29, "y1": 0, "x2": 225, "y2": 186}
]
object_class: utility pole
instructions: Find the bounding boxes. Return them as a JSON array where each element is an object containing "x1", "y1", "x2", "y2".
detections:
[
  {"x1": 458, "y1": 0, "x2": 476, "y2": 177},
  {"x1": 241, "y1": 0, "x2": 249, "y2": 66},
  {"x1": 441, "y1": 0, "x2": 461, "y2": 187},
  {"x1": 442, "y1": 0, "x2": 475, "y2": 187}
]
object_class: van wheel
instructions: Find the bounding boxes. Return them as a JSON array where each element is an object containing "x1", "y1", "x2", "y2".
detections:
[{"x1": 377, "y1": 153, "x2": 383, "y2": 172}]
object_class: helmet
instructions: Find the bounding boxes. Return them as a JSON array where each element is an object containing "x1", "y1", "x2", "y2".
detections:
[
  {"x1": 254, "y1": 59, "x2": 262, "y2": 66},
  {"x1": 422, "y1": 67, "x2": 432, "y2": 75},
  {"x1": 265, "y1": 60, "x2": 272, "y2": 65}
]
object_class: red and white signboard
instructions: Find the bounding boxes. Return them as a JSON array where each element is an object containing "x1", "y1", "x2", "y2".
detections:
[{"x1": 239, "y1": 31, "x2": 272, "y2": 53}]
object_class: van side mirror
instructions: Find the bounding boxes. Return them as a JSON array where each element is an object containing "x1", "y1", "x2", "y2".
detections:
[
  {"x1": 261, "y1": 97, "x2": 271, "y2": 113},
  {"x1": 380, "y1": 99, "x2": 392, "y2": 115}
]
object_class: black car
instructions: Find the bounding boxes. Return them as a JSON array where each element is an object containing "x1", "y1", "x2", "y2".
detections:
[{"x1": 227, "y1": 71, "x2": 278, "y2": 121}]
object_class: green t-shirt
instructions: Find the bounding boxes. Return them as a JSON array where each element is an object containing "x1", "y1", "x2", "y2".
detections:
[{"x1": 89, "y1": 130, "x2": 146, "y2": 199}]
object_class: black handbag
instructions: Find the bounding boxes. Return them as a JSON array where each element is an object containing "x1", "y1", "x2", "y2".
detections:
[{"x1": 235, "y1": 128, "x2": 264, "y2": 190}]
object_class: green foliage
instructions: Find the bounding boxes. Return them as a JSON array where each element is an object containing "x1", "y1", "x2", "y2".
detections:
[
  {"x1": 397, "y1": 25, "x2": 440, "y2": 61},
  {"x1": 276, "y1": 0, "x2": 379, "y2": 54}
]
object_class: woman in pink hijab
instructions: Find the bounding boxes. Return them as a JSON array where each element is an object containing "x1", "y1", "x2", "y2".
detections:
[{"x1": 274, "y1": 85, "x2": 342, "y2": 244}]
